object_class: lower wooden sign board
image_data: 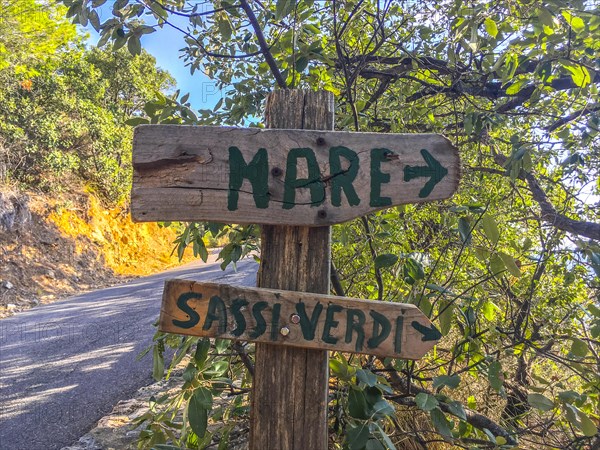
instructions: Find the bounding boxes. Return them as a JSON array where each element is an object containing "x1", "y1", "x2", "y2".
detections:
[{"x1": 160, "y1": 279, "x2": 441, "y2": 360}]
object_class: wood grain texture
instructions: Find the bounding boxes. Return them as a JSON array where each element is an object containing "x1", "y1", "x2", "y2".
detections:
[
  {"x1": 251, "y1": 90, "x2": 332, "y2": 450},
  {"x1": 131, "y1": 125, "x2": 459, "y2": 226},
  {"x1": 159, "y1": 280, "x2": 439, "y2": 360}
]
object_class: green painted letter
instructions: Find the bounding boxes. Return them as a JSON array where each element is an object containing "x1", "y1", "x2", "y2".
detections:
[
  {"x1": 370, "y1": 148, "x2": 392, "y2": 207},
  {"x1": 230, "y1": 298, "x2": 248, "y2": 337},
  {"x1": 295, "y1": 301, "x2": 323, "y2": 340},
  {"x1": 367, "y1": 310, "x2": 391, "y2": 349},
  {"x1": 345, "y1": 308, "x2": 366, "y2": 352},
  {"x1": 228, "y1": 146, "x2": 269, "y2": 211},
  {"x1": 329, "y1": 146, "x2": 360, "y2": 207},
  {"x1": 249, "y1": 301, "x2": 268, "y2": 338},
  {"x1": 322, "y1": 304, "x2": 343, "y2": 344},
  {"x1": 283, "y1": 148, "x2": 324, "y2": 209},
  {"x1": 394, "y1": 316, "x2": 404, "y2": 353},
  {"x1": 173, "y1": 292, "x2": 201, "y2": 329},
  {"x1": 203, "y1": 295, "x2": 227, "y2": 334}
]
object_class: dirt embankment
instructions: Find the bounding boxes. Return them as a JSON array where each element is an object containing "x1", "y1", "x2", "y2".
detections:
[{"x1": 0, "y1": 188, "x2": 195, "y2": 318}]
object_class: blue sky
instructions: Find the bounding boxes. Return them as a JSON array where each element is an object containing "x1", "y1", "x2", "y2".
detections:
[{"x1": 82, "y1": 15, "x2": 222, "y2": 110}]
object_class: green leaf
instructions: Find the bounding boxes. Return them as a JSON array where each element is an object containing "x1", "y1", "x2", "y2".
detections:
[
  {"x1": 558, "y1": 390, "x2": 581, "y2": 404},
  {"x1": 561, "y1": 60, "x2": 591, "y2": 88},
  {"x1": 125, "y1": 117, "x2": 149, "y2": 126},
  {"x1": 97, "y1": 30, "x2": 111, "y2": 47},
  {"x1": 275, "y1": 0, "x2": 296, "y2": 20},
  {"x1": 570, "y1": 338, "x2": 589, "y2": 358},
  {"x1": 374, "y1": 253, "x2": 398, "y2": 269},
  {"x1": 481, "y1": 214, "x2": 500, "y2": 244},
  {"x1": 433, "y1": 374, "x2": 461, "y2": 390},
  {"x1": 538, "y1": 8, "x2": 554, "y2": 27},
  {"x1": 490, "y1": 253, "x2": 506, "y2": 275},
  {"x1": 204, "y1": 360, "x2": 229, "y2": 378},
  {"x1": 415, "y1": 392, "x2": 439, "y2": 411},
  {"x1": 113, "y1": 35, "x2": 127, "y2": 51},
  {"x1": 330, "y1": 357, "x2": 354, "y2": 381},
  {"x1": 482, "y1": 300, "x2": 500, "y2": 321},
  {"x1": 366, "y1": 439, "x2": 385, "y2": 450},
  {"x1": 183, "y1": 363, "x2": 197, "y2": 382},
  {"x1": 295, "y1": 56, "x2": 309, "y2": 72},
  {"x1": 152, "y1": 344, "x2": 164, "y2": 381},
  {"x1": 496, "y1": 436, "x2": 507, "y2": 445},
  {"x1": 561, "y1": 10, "x2": 585, "y2": 32},
  {"x1": 356, "y1": 369, "x2": 378, "y2": 387},
  {"x1": 430, "y1": 408, "x2": 453, "y2": 438},
  {"x1": 565, "y1": 403, "x2": 579, "y2": 426},
  {"x1": 404, "y1": 257, "x2": 425, "y2": 280},
  {"x1": 127, "y1": 35, "x2": 141, "y2": 56},
  {"x1": 347, "y1": 424, "x2": 370, "y2": 450},
  {"x1": 194, "y1": 338, "x2": 210, "y2": 368},
  {"x1": 188, "y1": 387, "x2": 213, "y2": 437},
  {"x1": 349, "y1": 389, "x2": 370, "y2": 419},
  {"x1": 458, "y1": 217, "x2": 472, "y2": 245},
  {"x1": 438, "y1": 300, "x2": 454, "y2": 336},
  {"x1": 217, "y1": 16, "x2": 232, "y2": 41},
  {"x1": 499, "y1": 252, "x2": 522, "y2": 277},
  {"x1": 374, "y1": 423, "x2": 397, "y2": 450},
  {"x1": 371, "y1": 399, "x2": 395, "y2": 418},
  {"x1": 88, "y1": 10, "x2": 100, "y2": 31},
  {"x1": 447, "y1": 401, "x2": 467, "y2": 421},
  {"x1": 506, "y1": 79, "x2": 527, "y2": 95},
  {"x1": 488, "y1": 360, "x2": 503, "y2": 392},
  {"x1": 484, "y1": 18, "x2": 498, "y2": 37},
  {"x1": 527, "y1": 393, "x2": 554, "y2": 411},
  {"x1": 578, "y1": 410, "x2": 598, "y2": 437}
]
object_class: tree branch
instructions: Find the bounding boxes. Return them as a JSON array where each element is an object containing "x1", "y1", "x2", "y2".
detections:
[
  {"x1": 232, "y1": 342, "x2": 254, "y2": 376},
  {"x1": 494, "y1": 154, "x2": 600, "y2": 241},
  {"x1": 238, "y1": 0, "x2": 286, "y2": 88},
  {"x1": 351, "y1": 52, "x2": 600, "y2": 114},
  {"x1": 546, "y1": 103, "x2": 600, "y2": 132},
  {"x1": 381, "y1": 360, "x2": 518, "y2": 445}
]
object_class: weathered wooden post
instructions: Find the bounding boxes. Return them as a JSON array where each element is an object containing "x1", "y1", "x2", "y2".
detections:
[{"x1": 250, "y1": 89, "x2": 333, "y2": 450}]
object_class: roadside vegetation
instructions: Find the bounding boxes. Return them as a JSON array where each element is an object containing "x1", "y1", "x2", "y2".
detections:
[{"x1": 0, "y1": 0, "x2": 196, "y2": 315}]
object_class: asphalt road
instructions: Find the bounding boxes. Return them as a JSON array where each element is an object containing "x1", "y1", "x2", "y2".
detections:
[{"x1": 0, "y1": 256, "x2": 257, "y2": 450}]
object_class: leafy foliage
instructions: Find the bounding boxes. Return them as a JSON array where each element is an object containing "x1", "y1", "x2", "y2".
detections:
[
  {"x1": 0, "y1": 2, "x2": 173, "y2": 202},
  {"x1": 63, "y1": 0, "x2": 600, "y2": 448}
]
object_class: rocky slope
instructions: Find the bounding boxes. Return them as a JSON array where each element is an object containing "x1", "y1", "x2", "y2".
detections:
[{"x1": 0, "y1": 188, "x2": 195, "y2": 318}]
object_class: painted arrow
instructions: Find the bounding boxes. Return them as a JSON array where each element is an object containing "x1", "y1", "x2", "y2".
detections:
[
  {"x1": 403, "y1": 149, "x2": 449, "y2": 198},
  {"x1": 411, "y1": 321, "x2": 443, "y2": 342}
]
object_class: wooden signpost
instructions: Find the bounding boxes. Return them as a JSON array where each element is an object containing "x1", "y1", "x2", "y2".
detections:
[
  {"x1": 160, "y1": 280, "x2": 441, "y2": 360},
  {"x1": 132, "y1": 125, "x2": 459, "y2": 226},
  {"x1": 131, "y1": 90, "x2": 459, "y2": 450}
]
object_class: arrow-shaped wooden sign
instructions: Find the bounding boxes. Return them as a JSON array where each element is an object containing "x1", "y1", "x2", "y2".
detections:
[
  {"x1": 132, "y1": 125, "x2": 459, "y2": 226},
  {"x1": 159, "y1": 279, "x2": 441, "y2": 360}
]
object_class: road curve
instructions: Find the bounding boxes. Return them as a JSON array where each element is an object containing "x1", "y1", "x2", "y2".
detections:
[{"x1": 0, "y1": 256, "x2": 257, "y2": 450}]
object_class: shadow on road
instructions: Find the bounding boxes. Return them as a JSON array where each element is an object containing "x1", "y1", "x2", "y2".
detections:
[{"x1": 0, "y1": 258, "x2": 257, "y2": 450}]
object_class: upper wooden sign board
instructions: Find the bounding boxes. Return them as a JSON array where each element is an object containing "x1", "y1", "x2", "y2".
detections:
[
  {"x1": 132, "y1": 125, "x2": 460, "y2": 226},
  {"x1": 160, "y1": 279, "x2": 441, "y2": 360}
]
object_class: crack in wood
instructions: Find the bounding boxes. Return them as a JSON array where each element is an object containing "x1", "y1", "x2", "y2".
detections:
[{"x1": 135, "y1": 146, "x2": 213, "y2": 171}]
